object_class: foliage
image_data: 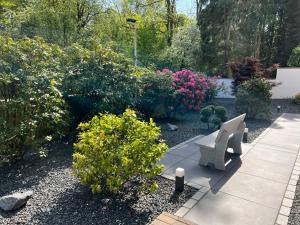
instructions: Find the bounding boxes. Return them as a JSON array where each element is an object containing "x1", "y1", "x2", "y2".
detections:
[
  {"x1": 159, "y1": 23, "x2": 201, "y2": 71},
  {"x1": 172, "y1": 70, "x2": 215, "y2": 112},
  {"x1": 73, "y1": 109, "x2": 168, "y2": 193},
  {"x1": 204, "y1": 76, "x2": 222, "y2": 103},
  {"x1": 197, "y1": 0, "x2": 287, "y2": 73},
  {"x1": 229, "y1": 57, "x2": 279, "y2": 94},
  {"x1": 294, "y1": 93, "x2": 300, "y2": 105},
  {"x1": 200, "y1": 105, "x2": 214, "y2": 125},
  {"x1": 288, "y1": 46, "x2": 300, "y2": 67},
  {"x1": 138, "y1": 69, "x2": 222, "y2": 118},
  {"x1": 200, "y1": 105, "x2": 227, "y2": 129},
  {"x1": 138, "y1": 69, "x2": 175, "y2": 118},
  {"x1": 0, "y1": 36, "x2": 69, "y2": 164},
  {"x1": 62, "y1": 43, "x2": 140, "y2": 119},
  {"x1": 215, "y1": 106, "x2": 227, "y2": 121},
  {"x1": 236, "y1": 78, "x2": 272, "y2": 118}
]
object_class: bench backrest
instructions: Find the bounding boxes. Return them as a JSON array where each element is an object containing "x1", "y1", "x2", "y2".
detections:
[{"x1": 216, "y1": 113, "x2": 246, "y2": 142}]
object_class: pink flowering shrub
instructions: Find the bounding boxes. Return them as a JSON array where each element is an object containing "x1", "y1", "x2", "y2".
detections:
[
  {"x1": 171, "y1": 70, "x2": 219, "y2": 111},
  {"x1": 139, "y1": 69, "x2": 221, "y2": 118}
]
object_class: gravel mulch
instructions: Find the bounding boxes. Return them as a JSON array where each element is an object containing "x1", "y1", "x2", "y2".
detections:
[
  {"x1": 0, "y1": 144, "x2": 196, "y2": 225},
  {"x1": 159, "y1": 99, "x2": 300, "y2": 147}
]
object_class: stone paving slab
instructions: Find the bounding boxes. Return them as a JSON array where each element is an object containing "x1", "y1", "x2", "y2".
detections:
[
  {"x1": 184, "y1": 191, "x2": 278, "y2": 225},
  {"x1": 238, "y1": 156, "x2": 293, "y2": 184},
  {"x1": 212, "y1": 172, "x2": 287, "y2": 209},
  {"x1": 160, "y1": 113, "x2": 300, "y2": 225}
]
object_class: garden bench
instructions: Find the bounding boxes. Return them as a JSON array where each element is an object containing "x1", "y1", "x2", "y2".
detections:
[{"x1": 195, "y1": 113, "x2": 246, "y2": 170}]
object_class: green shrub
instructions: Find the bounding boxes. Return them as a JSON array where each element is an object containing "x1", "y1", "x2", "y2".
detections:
[
  {"x1": 63, "y1": 44, "x2": 141, "y2": 118},
  {"x1": 214, "y1": 106, "x2": 227, "y2": 122},
  {"x1": 236, "y1": 78, "x2": 272, "y2": 118},
  {"x1": 72, "y1": 109, "x2": 168, "y2": 193},
  {"x1": 200, "y1": 105, "x2": 214, "y2": 123},
  {"x1": 138, "y1": 71, "x2": 175, "y2": 118},
  {"x1": 200, "y1": 105, "x2": 227, "y2": 129},
  {"x1": 295, "y1": 93, "x2": 300, "y2": 105},
  {"x1": 228, "y1": 57, "x2": 278, "y2": 94},
  {"x1": 288, "y1": 46, "x2": 300, "y2": 67},
  {"x1": 0, "y1": 37, "x2": 69, "y2": 164}
]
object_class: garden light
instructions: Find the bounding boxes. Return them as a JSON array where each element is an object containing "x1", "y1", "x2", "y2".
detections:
[
  {"x1": 175, "y1": 168, "x2": 185, "y2": 192},
  {"x1": 243, "y1": 128, "x2": 248, "y2": 143},
  {"x1": 277, "y1": 105, "x2": 281, "y2": 113}
]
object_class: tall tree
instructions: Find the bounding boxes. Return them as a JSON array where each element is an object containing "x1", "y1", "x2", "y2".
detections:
[
  {"x1": 165, "y1": 0, "x2": 176, "y2": 46},
  {"x1": 278, "y1": 0, "x2": 300, "y2": 66}
]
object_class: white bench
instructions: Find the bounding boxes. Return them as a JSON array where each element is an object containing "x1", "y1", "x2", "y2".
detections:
[{"x1": 195, "y1": 114, "x2": 246, "y2": 170}]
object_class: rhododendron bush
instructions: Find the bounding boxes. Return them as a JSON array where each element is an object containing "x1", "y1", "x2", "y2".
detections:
[
  {"x1": 171, "y1": 70, "x2": 217, "y2": 111},
  {"x1": 154, "y1": 69, "x2": 220, "y2": 114}
]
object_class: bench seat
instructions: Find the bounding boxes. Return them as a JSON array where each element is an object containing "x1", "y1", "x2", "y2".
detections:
[{"x1": 195, "y1": 114, "x2": 246, "y2": 170}]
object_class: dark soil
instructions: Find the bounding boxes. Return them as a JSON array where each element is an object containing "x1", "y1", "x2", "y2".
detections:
[
  {"x1": 0, "y1": 144, "x2": 196, "y2": 225},
  {"x1": 159, "y1": 99, "x2": 300, "y2": 147}
]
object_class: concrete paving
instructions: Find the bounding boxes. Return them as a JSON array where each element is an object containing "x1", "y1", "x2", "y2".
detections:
[{"x1": 160, "y1": 113, "x2": 300, "y2": 225}]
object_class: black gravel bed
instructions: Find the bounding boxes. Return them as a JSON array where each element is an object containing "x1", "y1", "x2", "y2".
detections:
[
  {"x1": 289, "y1": 179, "x2": 300, "y2": 225},
  {"x1": 0, "y1": 144, "x2": 197, "y2": 225},
  {"x1": 159, "y1": 99, "x2": 300, "y2": 147}
]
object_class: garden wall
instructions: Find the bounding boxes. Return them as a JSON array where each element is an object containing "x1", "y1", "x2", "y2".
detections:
[
  {"x1": 216, "y1": 68, "x2": 300, "y2": 99},
  {"x1": 271, "y1": 68, "x2": 300, "y2": 99}
]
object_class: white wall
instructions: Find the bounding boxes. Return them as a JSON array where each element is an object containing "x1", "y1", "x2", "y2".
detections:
[
  {"x1": 216, "y1": 79, "x2": 234, "y2": 98},
  {"x1": 216, "y1": 68, "x2": 300, "y2": 99},
  {"x1": 271, "y1": 68, "x2": 300, "y2": 99}
]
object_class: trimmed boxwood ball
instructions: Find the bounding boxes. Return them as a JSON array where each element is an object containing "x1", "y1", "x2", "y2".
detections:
[
  {"x1": 214, "y1": 106, "x2": 227, "y2": 122},
  {"x1": 200, "y1": 105, "x2": 227, "y2": 129},
  {"x1": 72, "y1": 109, "x2": 168, "y2": 194}
]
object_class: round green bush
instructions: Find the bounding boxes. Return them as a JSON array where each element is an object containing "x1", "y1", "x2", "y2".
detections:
[
  {"x1": 200, "y1": 105, "x2": 214, "y2": 119},
  {"x1": 214, "y1": 106, "x2": 227, "y2": 122},
  {"x1": 72, "y1": 109, "x2": 168, "y2": 194},
  {"x1": 295, "y1": 92, "x2": 300, "y2": 105},
  {"x1": 236, "y1": 78, "x2": 272, "y2": 118}
]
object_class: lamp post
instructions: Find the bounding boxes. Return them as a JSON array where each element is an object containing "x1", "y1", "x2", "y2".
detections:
[{"x1": 127, "y1": 18, "x2": 137, "y2": 67}]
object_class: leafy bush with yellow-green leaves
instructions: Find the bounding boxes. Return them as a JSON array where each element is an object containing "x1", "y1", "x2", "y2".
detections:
[{"x1": 72, "y1": 109, "x2": 168, "y2": 193}]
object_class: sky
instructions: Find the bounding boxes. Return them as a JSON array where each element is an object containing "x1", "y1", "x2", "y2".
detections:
[{"x1": 176, "y1": 0, "x2": 196, "y2": 16}]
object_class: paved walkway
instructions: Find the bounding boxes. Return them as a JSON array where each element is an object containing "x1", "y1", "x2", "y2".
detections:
[{"x1": 160, "y1": 113, "x2": 300, "y2": 225}]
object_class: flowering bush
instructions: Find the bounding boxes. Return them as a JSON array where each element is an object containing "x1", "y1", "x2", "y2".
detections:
[
  {"x1": 171, "y1": 70, "x2": 219, "y2": 111},
  {"x1": 138, "y1": 69, "x2": 221, "y2": 118}
]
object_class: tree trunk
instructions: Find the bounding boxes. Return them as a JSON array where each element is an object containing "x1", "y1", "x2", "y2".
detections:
[{"x1": 165, "y1": 0, "x2": 176, "y2": 46}]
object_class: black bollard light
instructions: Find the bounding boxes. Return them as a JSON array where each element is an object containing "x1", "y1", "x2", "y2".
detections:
[
  {"x1": 175, "y1": 168, "x2": 185, "y2": 192},
  {"x1": 243, "y1": 128, "x2": 249, "y2": 143},
  {"x1": 277, "y1": 105, "x2": 281, "y2": 113}
]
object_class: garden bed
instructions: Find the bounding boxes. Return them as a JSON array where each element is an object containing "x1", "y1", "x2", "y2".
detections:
[
  {"x1": 159, "y1": 99, "x2": 300, "y2": 147},
  {"x1": 0, "y1": 144, "x2": 196, "y2": 225}
]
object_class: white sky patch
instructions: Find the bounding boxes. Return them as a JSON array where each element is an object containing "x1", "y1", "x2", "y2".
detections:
[{"x1": 176, "y1": 0, "x2": 196, "y2": 16}]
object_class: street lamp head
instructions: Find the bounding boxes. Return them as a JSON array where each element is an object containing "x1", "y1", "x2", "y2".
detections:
[{"x1": 127, "y1": 18, "x2": 137, "y2": 23}]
